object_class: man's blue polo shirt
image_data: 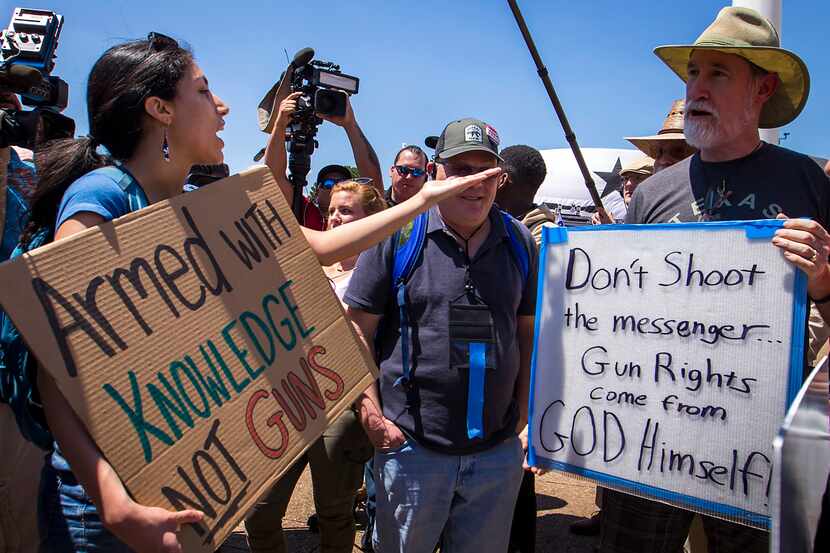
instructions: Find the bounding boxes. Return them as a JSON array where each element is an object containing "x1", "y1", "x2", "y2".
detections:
[{"x1": 344, "y1": 205, "x2": 538, "y2": 454}]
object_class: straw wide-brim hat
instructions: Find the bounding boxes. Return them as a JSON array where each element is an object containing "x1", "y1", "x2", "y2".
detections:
[
  {"x1": 654, "y1": 6, "x2": 809, "y2": 129},
  {"x1": 620, "y1": 156, "x2": 654, "y2": 178},
  {"x1": 625, "y1": 99, "x2": 688, "y2": 159}
]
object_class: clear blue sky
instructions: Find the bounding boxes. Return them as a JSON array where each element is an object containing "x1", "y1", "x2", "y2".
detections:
[{"x1": 24, "y1": 0, "x2": 830, "y2": 185}]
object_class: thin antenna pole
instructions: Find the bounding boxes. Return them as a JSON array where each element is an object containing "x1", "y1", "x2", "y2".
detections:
[{"x1": 506, "y1": 0, "x2": 611, "y2": 222}]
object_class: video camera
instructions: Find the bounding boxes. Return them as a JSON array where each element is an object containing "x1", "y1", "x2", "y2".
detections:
[
  {"x1": 0, "y1": 7, "x2": 74, "y2": 149},
  {"x1": 290, "y1": 50, "x2": 359, "y2": 121},
  {"x1": 284, "y1": 47, "x2": 359, "y2": 219}
]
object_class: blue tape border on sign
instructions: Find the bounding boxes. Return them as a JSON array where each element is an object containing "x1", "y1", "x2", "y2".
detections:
[
  {"x1": 533, "y1": 458, "x2": 771, "y2": 529},
  {"x1": 570, "y1": 218, "x2": 786, "y2": 239},
  {"x1": 527, "y1": 219, "x2": 806, "y2": 528},
  {"x1": 526, "y1": 227, "x2": 557, "y2": 467}
]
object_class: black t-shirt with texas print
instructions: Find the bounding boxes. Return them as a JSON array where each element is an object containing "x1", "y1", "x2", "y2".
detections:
[{"x1": 625, "y1": 142, "x2": 830, "y2": 227}]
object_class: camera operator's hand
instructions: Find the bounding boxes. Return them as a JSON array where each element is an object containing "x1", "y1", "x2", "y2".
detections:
[
  {"x1": 316, "y1": 95, "x2": 384, "y2": 192},
  {"x1": 417, "y1": 167, "x2": 503, "y2": 204},
  {"x1": 317, "y1": 93, "x2": 355, "y2": 128},
  {"x1": 274, "y1": 91, "x2": 303, "y2": 130}
]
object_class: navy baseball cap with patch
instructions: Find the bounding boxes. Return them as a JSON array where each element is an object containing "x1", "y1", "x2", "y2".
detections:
[
  {"x1": 317, "y1": 164, "x2": 352, "y2": 182},
  {"x1": 435, "y1": 118, "x2": 502, "y2": 162}
]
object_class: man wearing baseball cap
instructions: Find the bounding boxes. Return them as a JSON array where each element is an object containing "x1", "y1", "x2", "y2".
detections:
[
  {"x1": 590, "y1": 156, "x2": 655, "y2": 225},
  {"x1": 606, "y1": 7, "x2": 830, "y2": 553},
  {"x1": 345, "y1": 118, "x2": 538, "y2": 553},
  {"x1": 314, "y1": 163, "x2": 354, "y2": 215}
]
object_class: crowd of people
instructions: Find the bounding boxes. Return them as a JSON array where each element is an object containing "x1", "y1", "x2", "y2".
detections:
[{"x1": 0, "y1": 5, "x2": 829, "y2": 553}]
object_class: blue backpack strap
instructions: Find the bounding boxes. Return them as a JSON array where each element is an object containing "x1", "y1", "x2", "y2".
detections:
[
  {"x1": 95, "y1": 165, "x2": 150, "y2": 212},
  {"x1": 466, "y1": 342, "x2": 487, "y2": 439},
  {"x1": 501, "y1": 211, "x2": 529, "y2": 284},
  {"x1": 390, "y1": 212, "x2": 429, "y2": 389}
]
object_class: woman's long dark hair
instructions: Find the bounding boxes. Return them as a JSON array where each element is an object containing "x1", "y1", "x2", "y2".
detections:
[{"x1": 21, "y1": 37, "x2": 192, "y2": 245}]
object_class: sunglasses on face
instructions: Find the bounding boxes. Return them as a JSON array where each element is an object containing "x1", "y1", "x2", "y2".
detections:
[
  {"x1": 319, "y1": 176, "x2": 373, "y2": 189},
  {"x1": 320, "y1": 177, "x2": 346, "y2": 189},
  {"x1": 393, "y1": 165, "x2": 426, "y2": 178}
]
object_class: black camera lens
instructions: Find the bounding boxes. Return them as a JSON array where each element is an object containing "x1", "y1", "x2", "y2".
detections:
[
  {"x1": 314, "y1": 89, "x2": 347, "y2": 117},
  {"x1": 316, "y1": 94, "x2": 336, "y2": 114}
]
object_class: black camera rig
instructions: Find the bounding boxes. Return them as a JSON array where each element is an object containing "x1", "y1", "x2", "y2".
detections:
[
  {"x1": 0, "y1": 7, "x2": 73, "y2": 149},
  {"x1": 284, "y1": 47, "x2": 359, "y2": 220}
]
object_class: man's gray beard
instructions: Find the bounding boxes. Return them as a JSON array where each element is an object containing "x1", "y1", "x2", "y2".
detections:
[
  {"x1": 684, "y1": 116, "x2": 720, "y2": 150},
  {"x1": 684, "y1": 94, "x2": 757, "y2": 151}
]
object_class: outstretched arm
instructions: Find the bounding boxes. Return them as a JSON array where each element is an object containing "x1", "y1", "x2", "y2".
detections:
[{"x1": 302, "y1": 167, "x2": 502, "y2": 266}]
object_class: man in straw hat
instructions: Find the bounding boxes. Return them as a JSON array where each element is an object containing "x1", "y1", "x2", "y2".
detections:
[
  {"x1": 590, "y1": 156, "x2": 654, "y2": 225},
  {"x1": 625, "y1": 99, "x2": 697, "y2": 173},
  {"x1": 603, "y1": 6, "x2": 830, "y2": 553}
]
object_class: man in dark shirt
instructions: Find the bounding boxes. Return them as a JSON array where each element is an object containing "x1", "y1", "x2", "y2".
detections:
[
  {"x1": 605, "y1": 7, "x2": 830, "y2": 553},
  {"x1": 345, "y1": 118, "x2": 537, "y2": 553},
  {"x1": 496, "y1": 144, "x2": 557, "y2": 247},
  {"x1": 385, "y1": 145, "x2": 429, "y2": 206}
]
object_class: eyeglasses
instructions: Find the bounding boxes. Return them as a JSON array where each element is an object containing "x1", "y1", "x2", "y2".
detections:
[
  {"x1": 147, "y1": 32, "x2": 178, "y2": 52},
  {"x1": 319, "y1": 176, "x2": 373, "y2": 189},
  {"x1": 437, "y1": 161, "x2": 494, "y2": 177},
  {"x1": 393, "y1": 165, "x2": 426, "y2": 178}
]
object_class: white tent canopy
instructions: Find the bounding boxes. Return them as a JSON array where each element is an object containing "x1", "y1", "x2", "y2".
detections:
[{"x1": 534, "y1": 147, "x2": 644, "y2": 209}]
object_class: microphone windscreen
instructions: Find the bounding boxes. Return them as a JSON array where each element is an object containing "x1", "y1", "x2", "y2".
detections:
[{"x1": 292, "y1": 48, "x2": 314, "y2": 67}]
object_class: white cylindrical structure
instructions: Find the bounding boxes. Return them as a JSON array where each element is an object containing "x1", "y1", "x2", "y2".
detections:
[{"x1": 733, "y1": 0, "x2": 782, "y2": 144}]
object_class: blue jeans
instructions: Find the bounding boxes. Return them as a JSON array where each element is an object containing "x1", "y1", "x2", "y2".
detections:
[
  {"x1": 38, "y1": 448, "x2": 132, "y2": 553},
  {"x1": 373, "y1": 435, "x2": 524, "y2": 553}
]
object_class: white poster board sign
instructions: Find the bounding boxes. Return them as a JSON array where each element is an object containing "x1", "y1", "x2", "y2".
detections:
[{"x1": 528, "y1": 221, "x2": 807, "y2": 529}]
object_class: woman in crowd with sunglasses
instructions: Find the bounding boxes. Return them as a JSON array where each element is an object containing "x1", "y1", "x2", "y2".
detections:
[{"x1": 24, "y1": 34, "x2": 499, "y2": 553}]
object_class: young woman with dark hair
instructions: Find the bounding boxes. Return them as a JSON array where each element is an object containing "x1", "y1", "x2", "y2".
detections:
[{"x1": 31, "y1": 34, "x2": 499, "y2": 553}]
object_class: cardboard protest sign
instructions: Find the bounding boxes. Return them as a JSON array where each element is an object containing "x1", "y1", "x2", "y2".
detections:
[
  {"x1": 0, "y1": 166, "x2": 377, "y2": 551},
  {"x1": 528, "y1": 221, "x2": 807, "y2": 529}
]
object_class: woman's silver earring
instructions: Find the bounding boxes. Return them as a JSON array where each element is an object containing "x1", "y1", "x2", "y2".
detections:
[{"x1": 162, "y1": 126, "x2": 171, "y2": 162}]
